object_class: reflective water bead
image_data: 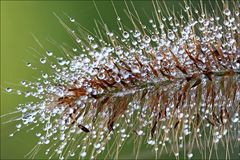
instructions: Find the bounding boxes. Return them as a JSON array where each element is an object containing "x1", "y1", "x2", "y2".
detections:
[
  {"x1": 122, "y1": 31, "x2": 129, "y2": 39},
  {"x1": 44, "y1": 139, "x2": 50, "y2": 144},
  {"x1": 151, "y1": 35, "x2": 158, "y2": 42},
  {"x1": 46, "y1": 51, "x2": 53, "y2": 56},
  {"x1": 76, "y1": 38, "x2": 81, "y2": 43},
  {"x1": 70, "y1": 152, "x2": 75, "y2": 157},
  {"x1": 137, "y1": 130, "x2": 144, "y2": 136},
  {"x1": 9, "y1": 133, "x2": 14, "y2": 137},
  {"x1": 42, "y1": 73, "x2": 48, "y2": 79},
  {"x1": 40, "y1": 58, "x2": 46, "y2": 64},
  {"x1": 133, "y1": 30, "x2": 141, "y2": 38},
  {"x1": 70, "y1": 17, "x2": 75, "y2": 22},
  {"x1": 80, "y1": 151, "x2": 86, "y2": 157},
  {"x1": 16, "y1": 124, "x2": 22, "y2": 128},
  {"x1": 223, "y1": 8, "x2": 231, "y2": 16},
  {"x1": 88, "y1": 35, "x2": 94, "y2": 41},
  {"x1": 147, "y1": 140, "x2": 155, "y2": 145},
  {"x1": 143, "y1": 35, "x2": 151, "y2": 43},
  {"x1": 168, "y1": 31, "x2": 175, "y2": 40},
  {"x1": 91, "y1": 43, "x2": 98, "y2": 49},
  {"x1": 187, "y1": 153, "x2": 193, "y2": 159},
  {"x1": 72, "y1": 48, "x2": 77, "y2": 52},
  {"x1": 94, "y1": 143, "x2": 101, "y2": 149},
  {"x1": 36, "y1": 133, "x2": 41, "y2": 137},
  {"x1": 26, "y1": 62, "x2": 32, "y2": 67},
  {"x1": 5, "y1": 87, "x2": 12, "y2": 93}
]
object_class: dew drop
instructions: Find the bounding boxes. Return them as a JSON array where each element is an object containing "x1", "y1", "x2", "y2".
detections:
[
  {"x1": 9, "y1": 133, "x2": 14, "y2": 137},
  {"x1": 147, "y1": 139, "x2": 155, "y2": 145},
  {"x1": 168, "y1": 31, "x2": 175, "y2": 40},
  {"x1": 122, "y1": 31, "x2": 129, "y2": 39},
  {"x1": 16, "y1": 124, "x2": 22, "y2": 128},
  {"x1": 40, "y1": 58, "x2": 46, "y2": 64},
  {"x1": 26, "y1": 62, "x2": 32, "y2": 67},
  {"x1": 143, "y1": 35, "x2": 151, "y2": 43},
  {"x1": 44, "y1": 139, "x2": 50, "y2": 144},
  {"x1": 88, "y1": 35, "x2": 94, "y2": 41},
  {"x1": 72, "y1": 48, "x2": 77, "y2": 52},
  {"x1": 187, "y1": 153, "x2": 193, "y2": 159},
  {"x1": 91, "y1": 43, "x2": 98, "y2": 49},
  {"x1": 175, "y1": 152, "x2": 179, "y2": 157},
  {"x1": 94, "y1": 143, "x2": 101, "y2": 149},
  {"x1": 151, "y1": 35, "x2": 158, "y2": 42},
  {"x1": 46, "y1": 51, "x2": 53, "y2": 56},
  {"x1": 36, "y1": 133, "x2": 41, "y2": 137},
  {"x1": 97, "y1": 72, "x2": 105, "y2": 80},
  {"x1": 223, "y1": 8, "x2": 231, "y2": 16},
  {"x1": 5, "y1": 87, "x2": 12, "y2": 93},
  {"x1": 137, "y1": 130, "x2": 144, "y2": 136},
  {"x1": 70, "y1": 17, "x2": 75, "y2": 22},
  {"x1": 42, "y1": 73, "x2": 48, "y2": 79},
  {"x1": 76, "y1": 38, "x2": 81, "y2": 43},
  {"x1": 80, "y1": 151, "x2": 86, "y2": 157},
  {"x1": 133, "y1": 30, "x2": 141, "y2": 38},
  {"x1": 70, "y1": 152, "x2": 75, "y2": 157}
]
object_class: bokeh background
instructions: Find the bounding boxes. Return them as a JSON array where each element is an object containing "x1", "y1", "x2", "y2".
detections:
[{"x1": 1, "y1": 0, "x2": 239, "y2": 159}]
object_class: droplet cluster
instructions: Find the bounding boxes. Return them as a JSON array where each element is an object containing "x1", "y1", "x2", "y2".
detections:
[{"x1": 3, "y1": 1, "x2": 240, "y2": 159}]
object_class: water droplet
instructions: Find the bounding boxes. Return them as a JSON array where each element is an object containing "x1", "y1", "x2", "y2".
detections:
[
  {"x1": 187, "y1": 153, "x2": 193, "y2": 159},
  {"x1": 42, "y1": 73, "x2": 48, "y2": 79},
  {"x1": 216, "y1": 32, "x2": 222, "y2": 39},
  {"x1": 88, "y1": 35, "x2": 94, "y2": 41},
  {"x1": 40, "y1": 58, "x2": 46, "y2": 64},
  {"x1": 72, "y1": 48, "x2": 77, "y2": 52},
  {"x1": 91, "y1": 43, "x2": 98, "y2": 49},
  {"x1": 36, "y1": 133, "x2": 41, "y2": 137},
  {"x1": 46, "y1": 51, "x2": 53, "y2": 56},
  {"x1": 70, "y1": 152, "x2": 75, "y2": 157},
  {"x1": 44, "y1": 139, "x2": 50, "y2": 144},
  {"x1": 70, "y1": 17, "x2": 75, "y2": 22},
  {"x1": 151, "y1": 35, "x2": 158, "y2": 42},
  {"x1": 16, "y1": 90, "x2": 22, "y2": 95},
  {"x1": 122, "y1": 31, "x2": 129, "y2": 39},
  {"x1": 58, "y1": 59, "x2": 66, "y2": 66},
  {"x1": 97, "y1": 72, "x2": 105, "y2": 80},
  {"x1": 143, "y1": 35, "x2": 151, "y2": 43},
  {"x1": 223, "y1": 8, "x2": 231, "y2": 16},
  {"x1": 5, "y1": 87, "x2": 12, "y2": 93},
  {"x1": 16, "y1": 124, "x2": 22, "y2": 128},
  {"x1": 76, "y1": 38, "x2": 81, "y2": 43},
  {"x1": 168, "y1": 31, "x2": 175, "y2": 40},
  {"x1": 9, "y1": 133, "x2": 14, "y2": 137},
  {"x1": 133, "y1": 30, "x2": 141, "y2": 38},
  {"x1": 94, "y1": 143, "x2": 101, "y2": 149},
  {"x1": 147, "y1": 139, "x2": 155, "y2": 145},
  {"x1": 25, "y1": 62, "x2": 32, "y2": 68},
  {"x1": 137, "y1": 130, "x2": 144, "y2": 136},
  {"x1": 80, "y1": 151, "x2": 86, "y2": 157}
]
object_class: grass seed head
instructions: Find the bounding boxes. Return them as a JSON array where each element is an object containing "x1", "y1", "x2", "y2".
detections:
[{"x1": 2, "y1": 0, "x2": 240, "y2": 159}]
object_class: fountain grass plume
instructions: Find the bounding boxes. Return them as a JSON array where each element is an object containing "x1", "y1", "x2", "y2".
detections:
[{"x1": 1, "y1": 0, "x2": 240, "y2": 159}]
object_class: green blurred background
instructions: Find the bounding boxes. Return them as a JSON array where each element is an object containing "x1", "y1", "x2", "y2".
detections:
[{"x1": 1, "y1": 0, "x2": 239, "y2": 159}]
